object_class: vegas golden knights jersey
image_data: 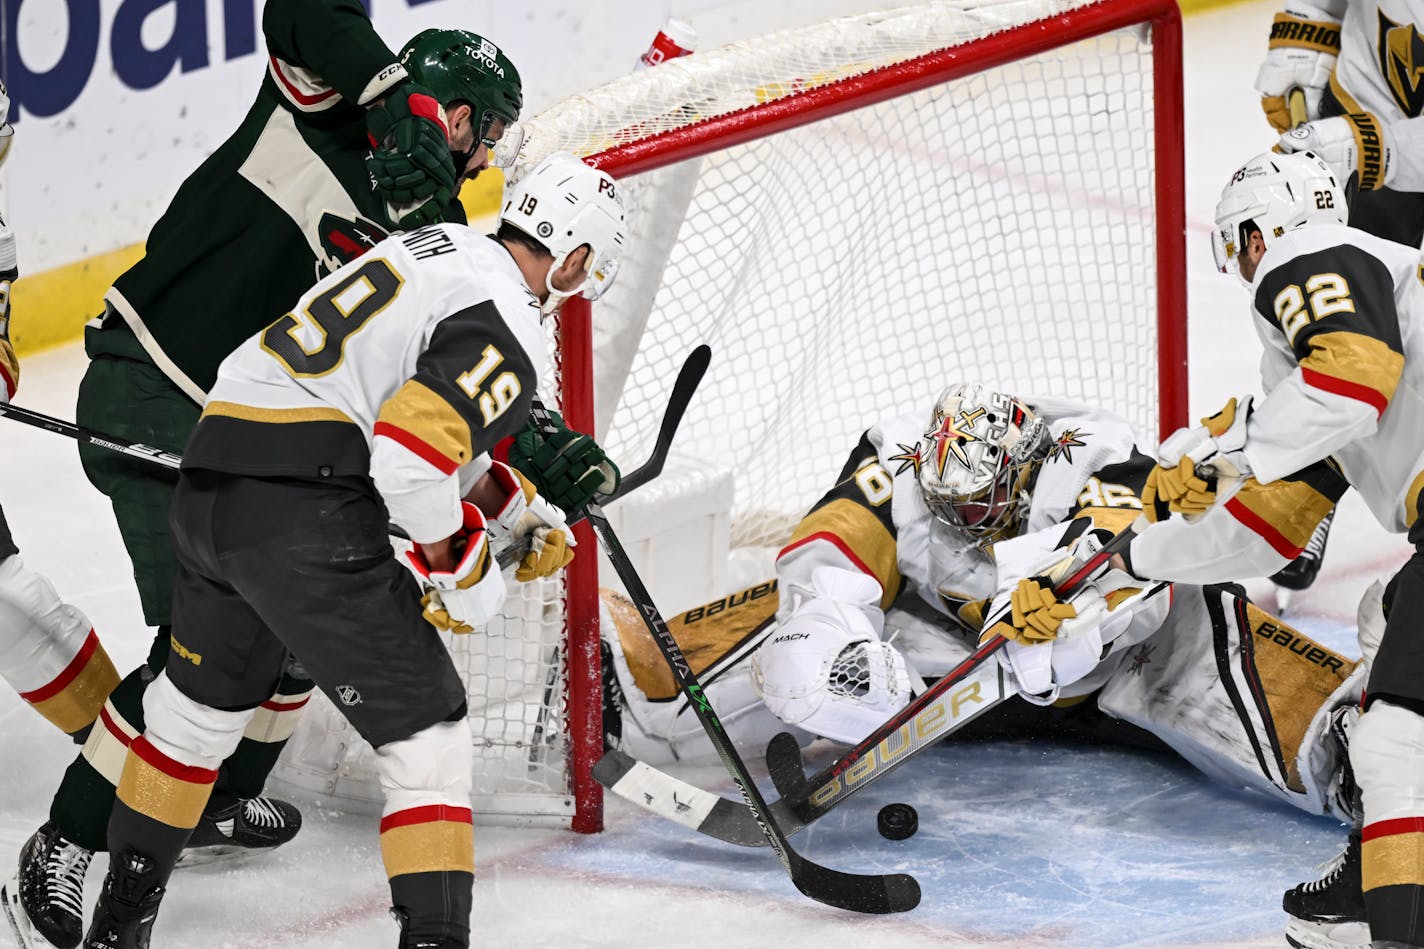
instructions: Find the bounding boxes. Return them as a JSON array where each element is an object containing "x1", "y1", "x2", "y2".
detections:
[
  {"x1": 183, "y1": 224, "x2": 545, "y2": 544},
  {"x1": 1132, "y1": 223, "x2": 1417, "y2": 583},
  {"x1": 775, "y1": 398, "x2": 1159, "y2": 638},
  {"x1": 1329, "y1": 0, "x2": 1424, "y2": 192}
]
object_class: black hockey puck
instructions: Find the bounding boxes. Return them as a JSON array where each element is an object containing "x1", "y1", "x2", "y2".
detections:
[{"x1": 877, "y1": 802, "x2": 918, "y2": 840}]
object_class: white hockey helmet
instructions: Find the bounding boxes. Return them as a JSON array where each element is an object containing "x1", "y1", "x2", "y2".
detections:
[
  {"x1": 917, "y1": 384, "x2": 1048, "y2": 544},
  {"x1": 500, "y1": 151, "x2": 627, "y2": 306},
  {"x1": 1211, "y1": 150, "x2": 1346, "y2": 282}
]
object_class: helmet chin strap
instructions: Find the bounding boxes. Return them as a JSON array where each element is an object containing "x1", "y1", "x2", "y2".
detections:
[{"x1": 539, "y1": 248, "x2": 595, "y2": 316}]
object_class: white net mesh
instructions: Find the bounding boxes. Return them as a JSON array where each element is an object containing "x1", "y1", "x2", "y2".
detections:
[{"x1": 271, "y1": 0, "x2": 1178, "y2": 827}]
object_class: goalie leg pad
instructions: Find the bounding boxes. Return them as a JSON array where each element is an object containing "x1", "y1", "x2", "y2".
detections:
[
  {"x1": 0, "y1": 555, "x2": 118, "y2": 733},
  {"x1": 752, "y1": 591, "x2": 917, "y2": 746}
]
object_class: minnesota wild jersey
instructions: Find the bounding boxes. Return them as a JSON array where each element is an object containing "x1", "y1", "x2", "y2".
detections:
[
  {"x1": 184, "y1": 224, "x2": 544, "y2": 544},
  {"x1": 103, "y1": 0, "x2": 462, "y2": 404}
]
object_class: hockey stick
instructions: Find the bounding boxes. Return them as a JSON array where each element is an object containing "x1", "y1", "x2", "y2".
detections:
[
  {"x1": 595, "y1": 520, "x2": 1150, "y2": 846},
  {"x1": 532, "y1": 413, "x2": 921, "y2": 914},
  {"x1": 0, "y1": 402, "x2": 183, "y2": 470},
  {"x1": 0, "y1": 344, "x2": 711, "y2": 569}
]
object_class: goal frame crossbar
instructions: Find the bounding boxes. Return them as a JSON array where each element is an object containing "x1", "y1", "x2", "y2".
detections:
[{"x1": 557, "y1": 0, "x2": 1185, "y2": 832}]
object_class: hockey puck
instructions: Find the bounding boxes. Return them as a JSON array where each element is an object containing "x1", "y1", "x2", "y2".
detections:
[{"x1": 877, "y1": 802, "x2": 918, "y2": 840}]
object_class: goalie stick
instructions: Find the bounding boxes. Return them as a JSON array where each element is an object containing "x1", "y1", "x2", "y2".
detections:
[
  {"x1": 0, "y1": 344, "x2": 711, "y2": 570},
  {"x1": 595, "y1": 520, "x2": 1150, "y2": 846},
  {"x1": 532, "y1": 400, "x2": 920, "y2": 915}
]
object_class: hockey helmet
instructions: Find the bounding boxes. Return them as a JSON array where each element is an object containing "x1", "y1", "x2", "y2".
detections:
[
  {"x1": 917, "y1": 384, "x2": 1048, "y2": 544},
  {"x1": 500, "y1": 152, "x2": 628, "y2": 305},
  {"x1": 1212, "y1": 150, "x2": 1346, "y2": 283},
  {"x1": 400, "y1": 30, "x2": 523, "y2": 167}
]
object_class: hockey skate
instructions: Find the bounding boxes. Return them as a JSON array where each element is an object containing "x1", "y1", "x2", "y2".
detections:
[
  {"x1": 2, "y1": 821, "x2": 92, "y2": 949},
  {"x1": 1272, "y1": 509, "x2": 1334, "y2": 609},
  {"x1": 82, "y1": 851, "x2": 164, "y2": 949},
  {"x1": 174, "y1": 796, "x2": 303, "y2": 867},
  {"x1": 391, "y1": 907, "x2": 464, "y2": 949},
  {"x1": 1283, "y1": 828, "x2": 1369, "y2": 949}
]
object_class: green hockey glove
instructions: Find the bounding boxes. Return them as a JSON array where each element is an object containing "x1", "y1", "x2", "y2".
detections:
[
  {"x1": 366, "y1": 81, "x2": 457, "y2": 215},
  {"x1": 509, "y1": 410, "x2": 621, "y2": 512}
]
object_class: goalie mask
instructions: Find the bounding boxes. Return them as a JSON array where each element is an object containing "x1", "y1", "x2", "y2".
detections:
[
  {"x1": 1212, "y1": 150, "x2": 1346, "y2": 285},
  {"x1": 917, "y1": 384, "x2": 1048, "y2": 544},
  {"x1": 501, "y1": 152, "x2": 628, "y2": 310}
]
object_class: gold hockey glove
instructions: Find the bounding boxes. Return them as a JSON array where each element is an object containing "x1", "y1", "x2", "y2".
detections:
[
  {"x1": 1278, "y1": 112, "x2": 1393, "y2": 193},
  {"x1": 984, "y1": 577, "x2": 1077, "y2": 644},
  {"x1": 1255, "y1": 7, "x2": 1340, "y2": 132}
]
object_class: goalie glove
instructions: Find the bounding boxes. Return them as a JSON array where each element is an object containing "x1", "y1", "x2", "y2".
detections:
[
  {"x1": 404, "y1": 502, "x2": 506, "y2": 634},
  {"x1": 752, "y1": 566, "x2": 919, "y2": 745},
  {"x1": 1144, "y1": 396, "x2": 1254, "y2": 518},
  {"x1": 365, "y1": 80, "x2": 457, "y2": 229},
  {"x1": 1278, "y1": 112, "x2": 1394, "y2": 193},
  {"x1": 986, "y1": 530, "x2": 1152, "y2": 701},
  {"x1": 508, "y1": 409, "x2": 621, "y2": 512},
  {"x1": 486, "y1": 461, "x2": 577, "y2": 581},
  {"x1": 1254, "y1": 4, "x2": 1341, "y2": 132}
]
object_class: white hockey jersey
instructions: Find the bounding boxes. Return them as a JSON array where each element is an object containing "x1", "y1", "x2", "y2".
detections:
[
  {"x1": 1132, "y1": 223, "x2": 1414, "y2": 583},
  {"x1": 1323, "y1": 0, "x2": 1424, "y2": 191},
  {"x1": 184, "y1": 224, "x2": 547, "y2": 544},
  {"x1": 774, "y1": 397, "x2": 1169, "y2": 695}
]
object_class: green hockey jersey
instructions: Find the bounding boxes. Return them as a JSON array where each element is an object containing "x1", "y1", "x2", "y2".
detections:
[{"x1": 102, "y1": 0, "x2": 464, "y2": 403}]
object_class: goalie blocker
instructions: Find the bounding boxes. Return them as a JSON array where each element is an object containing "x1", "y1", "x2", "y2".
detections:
[{"x1": 600, "y1": 574, "x2": 1361, "y2": 826}]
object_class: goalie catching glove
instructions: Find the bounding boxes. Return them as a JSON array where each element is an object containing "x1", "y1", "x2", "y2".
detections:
[
  {"x1": 1143, "y1": 396, "x2": 1254, "y2": 518},
  {"x1": 405, "y1": 502, "x2": 505, "y2": 634},
  {"x1": 984, "y1": 527, "x2": 1159, "y2": 702},
  {"x1": 1277, "y1": 112, "x2": 1394, "y2": 193},
  {"x1": 1254, "y1": 3, "x2": 1340, "y2": 132},
  {"x1": 509, "y1": 409, "x2": 620, "y2": 512},
  {"x1": 486, "y1": 460, "x2": 576, "y2": 581},
  {"x1": 365, "y1": 80, "x2": 458, "y2": 229}
]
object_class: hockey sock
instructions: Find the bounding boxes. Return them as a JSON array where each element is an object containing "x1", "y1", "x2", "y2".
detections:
[
  {"x1": 215, "y1": 664, "x2": 314, "y2": 798},
  {"x1": 50, "y1": 664, "x2": 153, "y2": 851}
]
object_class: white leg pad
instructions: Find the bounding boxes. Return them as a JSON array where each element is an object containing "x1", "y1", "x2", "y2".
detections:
[
  {"x1": 1352, "y1": 700, "x2": 1424, "y2": 824},
  {"x1": 374, "y1": 719, "x2": 474, "y2": 815},
  {"x1": 0, "y1": 555, "x2": 94, "y2": 693},
  {"x1": 142, "y1": 672, "x2": 255, "y2": 770}
]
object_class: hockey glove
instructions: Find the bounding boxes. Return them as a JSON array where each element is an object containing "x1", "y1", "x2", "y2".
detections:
[
  {"x1": 984, "y1": 577, "x2": 1077, "y2": 644},
  {"x1": 486, "y1": 461, "x2": 577, "y2": 582},
  {"x1": 0, "y1": 213, "x2": 18, "y2": 403},
  {"x1": 405, "y1": 502, "x2": 506, "y2": 634},
  {"x1": 1278, "y1": 112, "x2": 1394, "y2": 193},
  {"x1": 1254, "y1": 4, "x2": 1340, "y2": 132},
  {"x1": 509, "y1": 410, "x2": 621, "y2": 512},
  {"x1": 1146, "y1": 396, "x2": 1254, "y2": 517},
  {"x1": 366, "y1": 81, "x2": 457, "y2": 227}
]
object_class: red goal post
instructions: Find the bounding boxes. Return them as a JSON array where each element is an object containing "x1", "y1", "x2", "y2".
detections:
[
  {"x1": 271, "y1": 0, "x2": 1186, "y2": 835},
  {"x1": 549, "y1": 0, "x2": 1186, "y2": 833}
]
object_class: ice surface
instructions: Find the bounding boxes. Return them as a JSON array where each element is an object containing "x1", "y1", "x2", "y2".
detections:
[{"x1": 0, "y1": 1, "x2": 1415, "y2": 945}]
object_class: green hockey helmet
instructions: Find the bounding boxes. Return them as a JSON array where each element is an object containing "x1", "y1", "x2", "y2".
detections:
[{"x1": 400, "y1": 30, "x2": 523, "y2": 149}]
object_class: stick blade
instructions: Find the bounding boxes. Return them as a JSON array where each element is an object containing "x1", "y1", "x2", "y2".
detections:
[
  {"x1": 790, "y1": 853, "x2": 922, "y2": 914},
  {"x1": 766, "y1": 731, "x2": 809, "y2": 799}
]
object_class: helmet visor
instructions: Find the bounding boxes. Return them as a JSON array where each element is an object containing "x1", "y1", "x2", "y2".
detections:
[
  {"x1": 1211, "y1": 223, "x2": 1238, "y2": 275},
  {"x1": 582, "y1": 254, "x2": 620, "y2": 301},
  {"x1": 488, "y1": 120, "x2": 525, "y2": 170}
]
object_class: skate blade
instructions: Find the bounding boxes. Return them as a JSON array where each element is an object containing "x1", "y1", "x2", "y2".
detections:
[
  {"x1": 1, "y1": 877, "x2": 62, "y2": 949},
  {"x1": 174, "y1": 842, "x2": 282, "y2": 870},
  {"x1": 1284, "y1": 916, "x2": 1370, "y2": 949}
]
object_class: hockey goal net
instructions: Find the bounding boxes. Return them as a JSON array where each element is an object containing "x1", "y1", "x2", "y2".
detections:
[{"x1": 270, "y1": 0, "x2": 1186, "y2": 833}]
